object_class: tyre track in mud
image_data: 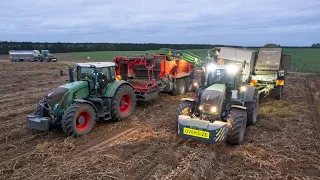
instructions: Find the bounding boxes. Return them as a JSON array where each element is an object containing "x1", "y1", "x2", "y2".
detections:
[
  {"x1": 305, "y1": 75, "x2": 320, "y2": 151},
  {"x1": 0, "y1": 127, "x2": 137, "y2": 168},
  {"x1": 77, "y1": 128, "x2": 138, "y2": 156},
  {"x1": 132, "y1": 140, "x2": 188, "y2": 180},
  {"x1": 0, "y1": 85, "x2": 61, "y2": 104},
  {"x1": 0, "y1": 80, "x2": 63, "y2": 95},
  {"x1": 0, "y1": 82, "x2": 64, "y2": 112},
  {"x1": 0, "y1": 79, "x2": 62, "y2": 90}
]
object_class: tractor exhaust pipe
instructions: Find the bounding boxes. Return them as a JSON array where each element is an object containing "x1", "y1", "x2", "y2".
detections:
[{"x1": 68, "y1": 67, "x2": 74, "y2": 82}]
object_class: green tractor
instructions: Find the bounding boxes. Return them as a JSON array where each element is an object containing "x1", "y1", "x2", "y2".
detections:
[
  {"x1": 27, "y1": 62, "x2": 136, "y2": 137},
  {"x1": 40, "y1": 50, "x2": 57, "y2": 62},
  {"x1": 176, "y1": 48, "x2": 259, "y2": 145}
]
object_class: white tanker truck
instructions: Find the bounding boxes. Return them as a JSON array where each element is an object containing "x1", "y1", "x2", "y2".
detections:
[{"x1": 8, "y1": 50, "x2": 57, "y2": 62}]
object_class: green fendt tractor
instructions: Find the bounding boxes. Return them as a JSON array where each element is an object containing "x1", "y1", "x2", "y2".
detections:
[
  {"x1": 176, "y1": 48, "x2": 259, "y2": 145},
  {"x1": 27, "y1": 62, "x2": 136, "y2": 137}
]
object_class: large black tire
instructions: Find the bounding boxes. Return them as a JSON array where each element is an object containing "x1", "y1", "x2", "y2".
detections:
[
  {"x1": 171, "y1": 78, "x2": 186, "y2": 95},
  {"x1": 226, "y1": 108, "x2": 247, "y2": 145},
  {"x1": 61, "y1": 103, "x2": 96, "y2": 137},
  {"x1": 111, "y1": 84, "x2": 136, "y2": 121},
  {"x1": 275, "y1": 86, "x2": 283, "y2": 100},
  {"x1": 185, "y1": 77, "x2": 194, "y2": 92},
  {"x1": 245, "y1": 90, "x2": 259, "y2": 126}
]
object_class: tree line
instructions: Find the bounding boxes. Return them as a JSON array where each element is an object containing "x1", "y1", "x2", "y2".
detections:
[
  {"x1": 311, "y1": 43, "x2": 320, "y2": 47},
  {"x1": 0, "y1": 41, "x2": 318, "y2": 54},
  {"x1": 0, "y1": 41, "x2": 222, "y2": 54}
]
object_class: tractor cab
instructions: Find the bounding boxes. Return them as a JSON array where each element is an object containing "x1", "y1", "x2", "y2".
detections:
[
  {"x1": 76, "y1": 62, "x2": 117, "y2": 95},
  {"x1": 41, "y1": 50, "x2": 51, "y2": 56},
  {"x1": 205, "y1": 62, "x2": 244, "y2": 90}
]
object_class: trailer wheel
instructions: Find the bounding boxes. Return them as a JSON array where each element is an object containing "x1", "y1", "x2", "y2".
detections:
[
  {"x1": 171, "y1": 79, "x2": 186, "y2": 95},
  {"x1": 226, "y1": 108, "x2": 247, "y2": 145},
  {"x1": 275, "y1": 86, "x2": 283, "y2": 100},
  {"x1": 111, "y1": 84, "x2": 136, "y2": 121},
  {"x1": 245, "y1": 90, "x2": 259, "y2": 126},
  {"x1": 61, "y1": 103, "x2": 96, "y2": 137},
  {"x1": 185, "y1": 77, "x2": 194, "y2": 92}
]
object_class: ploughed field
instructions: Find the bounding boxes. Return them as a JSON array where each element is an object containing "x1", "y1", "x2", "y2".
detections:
[{"x1": 0, "y1": 61, "x2": 320, "y2": 180}]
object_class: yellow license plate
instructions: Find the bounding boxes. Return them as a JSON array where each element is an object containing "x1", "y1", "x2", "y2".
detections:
[{"x1": 183, "y1": 127, "x2": 210, "y2": 139}]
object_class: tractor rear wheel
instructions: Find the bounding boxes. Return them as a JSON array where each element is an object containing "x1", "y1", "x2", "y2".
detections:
[
  {"x1": 226, "y1": 108, "x2": 247, "y2": 145},
  {"x1": 61, "y1": 103, "x2": 96, "y2": 137},
  {"x1": 246, "y1": 90, "x2": 259, "y2": 126},
  {"x1": 111, "y1": 84, "x2": 136, "y2": 121},
  {"x1": 171, "y1": 78, "x2": 186, "y2": 95}
]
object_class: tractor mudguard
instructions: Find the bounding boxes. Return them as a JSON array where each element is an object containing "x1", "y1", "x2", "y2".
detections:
[
  {"x1": 181, "y1": 98, "x2": 195, "y2": 102},
  {"x1": 243, "y1": 85, "x2": 256, "y2": 102},
  {"x1": 177, "y1": 115, "x2": 227, "y2": 143},
  {"x1": 231, "y1": 105, "x2": 247, "y2": 110},
  {"x1": 73, "y1": 99, "x2": 99, "y2": 115},
  {"x1": 104, "y1": 80, "x2": 134, "y2": 98}
]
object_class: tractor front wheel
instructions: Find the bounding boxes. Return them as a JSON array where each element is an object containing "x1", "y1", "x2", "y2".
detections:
[
  {"x1": 246, "y1": 90, "x2": 259, "y2": 126},
  {"x1": 226, "y1": 108, "x2": 247, "y2": 145},
  {"x1": 61, "y1": 103, "x2": 96, "y2": 137},
  {"x1": 111, "y1": 84, "x2": 136, "y2": 121},
  {"x1": 175, "y1": 101, "x2": 194, "y2": 121}
]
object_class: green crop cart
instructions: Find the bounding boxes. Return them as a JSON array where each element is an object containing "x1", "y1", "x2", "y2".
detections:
[{"x1": 27, "y1": 62, "x2": 136, "y2": 137}]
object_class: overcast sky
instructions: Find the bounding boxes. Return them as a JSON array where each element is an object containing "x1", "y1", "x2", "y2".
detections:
[{"x1": 1, "y1": 0, "x2": 320, "y2": 46}]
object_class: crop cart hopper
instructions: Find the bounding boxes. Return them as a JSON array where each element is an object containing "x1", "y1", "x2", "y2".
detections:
[{"x1": 113, "y1": 50, "x2": 202, "y2": 101}]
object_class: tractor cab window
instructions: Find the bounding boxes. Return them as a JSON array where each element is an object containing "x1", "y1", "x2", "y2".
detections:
[
  {"x1": 77, "y1": 67, "x2": 95, "y2": 81},
  {"x1": 98, "y1": 67, "x2": 115, "y2": 93}
]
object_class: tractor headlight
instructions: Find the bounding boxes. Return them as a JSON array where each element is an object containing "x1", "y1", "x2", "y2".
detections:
[
  {"x1": 226, "y1": 65, "x2": 240, "y2": 74},
  {"x1": 199, "y1": 105, "x2": 203, "y2": 110},
  {"x1": 211, "y1": 106, "x2": 217, "y2": 113},
  {"x1": 193, "y1": 82, "x2": 198, "y2": 87},
  {"x1": 240, "y1": 86, "x2": 247, "y2": 92},
  {"x1": 207, "y1": 64, "x2": 216, "y2": 72}
]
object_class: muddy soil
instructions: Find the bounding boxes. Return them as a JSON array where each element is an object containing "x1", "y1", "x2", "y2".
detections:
[{"x1": 0, "y1": 61, "x2": 319, "y2": 180}]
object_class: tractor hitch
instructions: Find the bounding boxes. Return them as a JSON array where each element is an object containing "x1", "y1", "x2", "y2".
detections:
[{"x1": 177, "y1": 115, "x2": 227, "y2": 144}]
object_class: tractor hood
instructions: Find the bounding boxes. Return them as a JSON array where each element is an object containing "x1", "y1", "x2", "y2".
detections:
[
  {"x1": 44, "y1": 81, "x2": 89, "y2": 111},
  {"x1": 200, "y1": 84, "x2": 226, "y2": 115},
  {"x1": 59, "y1": 81, "x2": 88, "y2": 92}
]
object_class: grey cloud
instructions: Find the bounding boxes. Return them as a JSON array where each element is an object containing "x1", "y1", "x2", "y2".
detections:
[{"x1": 0, "y1": 0, "x2": 319, "y2": 45}]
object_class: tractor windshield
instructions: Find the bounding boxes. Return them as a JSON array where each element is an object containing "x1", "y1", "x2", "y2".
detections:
[
  {"x1": 77, "y1": 66, "x2": 116, "y2": 82},
  {"x1": 41, "y1": 50, "x2": 50, "y2": 55},
  {"x1": 77, "y1": 67, "x2": 95, "y2": 81}
]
